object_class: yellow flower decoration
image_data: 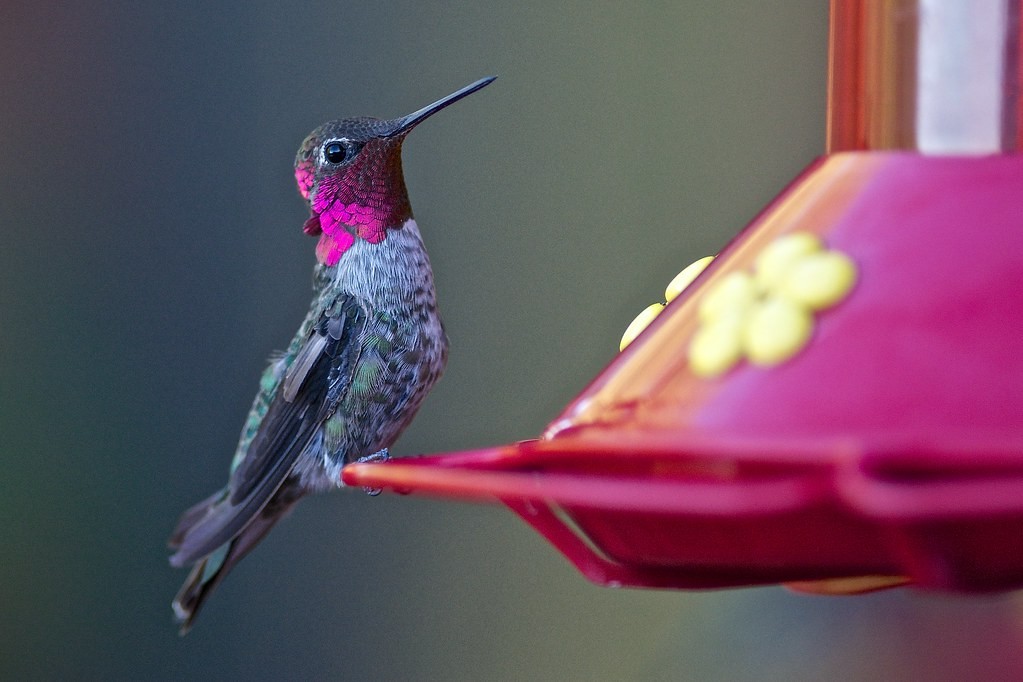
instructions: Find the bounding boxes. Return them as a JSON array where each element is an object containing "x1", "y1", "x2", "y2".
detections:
[
  {"x1": 620, "y1": 233, "x2": 857, "y2": 378},
  {"x1": 620, "y1": 256, "x2": 714, "y2": 351}
]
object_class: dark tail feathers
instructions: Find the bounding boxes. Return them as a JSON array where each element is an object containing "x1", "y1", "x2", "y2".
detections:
[{"x1": 168, "y1": 491, "x2": 297, "y2": 635}]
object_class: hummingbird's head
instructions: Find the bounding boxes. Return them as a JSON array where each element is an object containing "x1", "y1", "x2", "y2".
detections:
[{"x1": 295, "y1": 76, "x2": 496, "y2": 266}]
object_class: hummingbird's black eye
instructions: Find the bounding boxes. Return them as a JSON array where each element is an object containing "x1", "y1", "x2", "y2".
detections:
[{"x1": 324, "y1": 141, "x2": 347, "y2": 164}]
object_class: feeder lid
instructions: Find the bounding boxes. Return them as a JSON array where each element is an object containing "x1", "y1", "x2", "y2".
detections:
[{"x1": 345, "y1": 153, "x2": 1023, "y2": 593}]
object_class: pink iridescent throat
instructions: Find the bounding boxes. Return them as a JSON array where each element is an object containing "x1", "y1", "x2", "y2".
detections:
[{"x1": 299, "y1": 139, "x2": 412, "y2": 266}]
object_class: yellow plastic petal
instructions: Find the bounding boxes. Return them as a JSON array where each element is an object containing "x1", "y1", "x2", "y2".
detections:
[
  {"x1": 742, "y1": 297, "x2": 813, "y2": 365},
  {"x1": 754, "y1": 232, "x2": 823, "y2": 293},
  {"x1": 665, "y1": 256, "x2": 715, "y2": 302},
  {"x1": 778, "y1": 250, "x2": 857, "y2": 311},
  {"x1": 698, "y1": 271, "x2": 757, "y2": 323},
  {"x1": 620, "y1": 303, "x2": 664, "y2": 351},
  {"x1": 688, "y1": 314, "x2": 744, "y2": 377}
]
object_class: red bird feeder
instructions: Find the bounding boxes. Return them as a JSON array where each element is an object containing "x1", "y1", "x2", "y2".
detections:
[{"x1": 344, "y1": 0, "x2": 1023, "y2": 594}]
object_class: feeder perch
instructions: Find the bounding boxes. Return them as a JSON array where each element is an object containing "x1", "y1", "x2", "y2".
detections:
[{"x1": 344, "y1": 0, "x2": 1023, "y2": 594}]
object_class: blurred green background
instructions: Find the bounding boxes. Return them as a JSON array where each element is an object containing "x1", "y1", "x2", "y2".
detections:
[{"x1": 4, "y1": 1, "x2": 1023, "y2": 679}]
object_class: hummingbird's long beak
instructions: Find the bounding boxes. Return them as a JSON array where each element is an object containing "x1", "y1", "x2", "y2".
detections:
[{"x1": 387, "y1": 76, "x2": 497, "y2": 137}]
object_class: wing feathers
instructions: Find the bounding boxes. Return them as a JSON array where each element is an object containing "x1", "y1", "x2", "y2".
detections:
[{"x1": 169, "y1": 296, "x2": 366, "y2": 568}]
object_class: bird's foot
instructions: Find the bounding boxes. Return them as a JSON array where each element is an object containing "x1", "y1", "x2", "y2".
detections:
[
  {"x1": 355, "y1": 448, "x2": 389, "y2": 496},
  {"x1": 356, "y1": 448, "x2": 390, "y2": 465}
]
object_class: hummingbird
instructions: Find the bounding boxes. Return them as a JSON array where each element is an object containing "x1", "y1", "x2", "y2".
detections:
[{"x1": 168, "y1": 76, "x2": 496, "y2": 633}]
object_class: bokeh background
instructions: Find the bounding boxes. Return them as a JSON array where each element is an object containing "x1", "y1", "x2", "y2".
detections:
[{"x1": 5, "y1": 1, "x2": 1023, "y2": 679}]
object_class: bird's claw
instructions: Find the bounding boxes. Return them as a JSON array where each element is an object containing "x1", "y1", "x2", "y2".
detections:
[
  {"x1": 356, "y1": 448, "x2": 390, "y2": 465},
  {"x1": 355, "y1": 448, "x2": 389, "y2": 496}
]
